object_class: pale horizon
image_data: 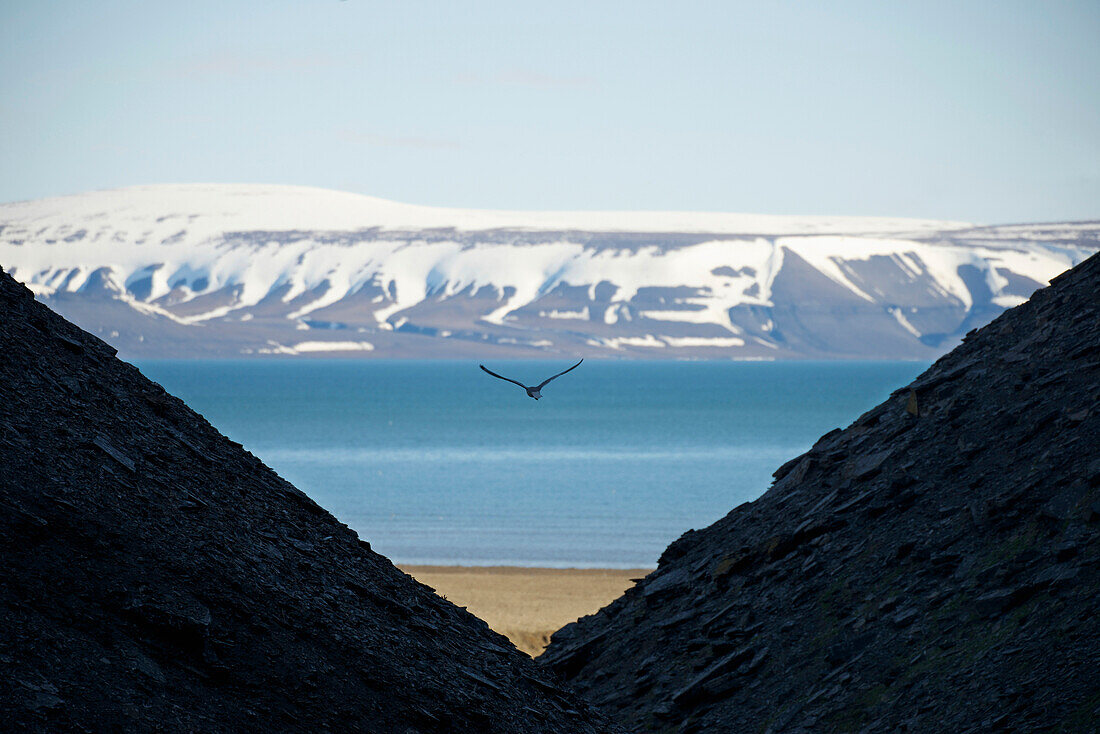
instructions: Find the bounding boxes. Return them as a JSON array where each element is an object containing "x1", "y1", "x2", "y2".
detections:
[{"x1": 2, "y1": 1, "x2": 1098, "y2": 222}]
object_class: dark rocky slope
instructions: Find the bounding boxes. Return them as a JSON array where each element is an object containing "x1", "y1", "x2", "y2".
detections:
[
  {"x1": 0, "y1": 265, "x2": 616, "y2": 733},
  {"x1": 540, "y1": 254, "x2": 1100, "y2": 732}
]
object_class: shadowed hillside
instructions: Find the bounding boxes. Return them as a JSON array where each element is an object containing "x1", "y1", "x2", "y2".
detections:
[
  {"x1": 0, "y1": 266, "x2": 617, "y2": 733},
  {"x1": 540, "y1": 254, "x2": 1100, "y2": 732}
]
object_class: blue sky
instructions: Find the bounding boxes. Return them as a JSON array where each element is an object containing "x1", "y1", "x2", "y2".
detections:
[{"x1": 2, "y1": 1, "x2": 1097, "y2": 222}]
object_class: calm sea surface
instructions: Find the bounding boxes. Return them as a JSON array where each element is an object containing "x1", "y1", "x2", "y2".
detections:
[{"x1": 135, "y1": 360, "x2": 927, "y2": 568}]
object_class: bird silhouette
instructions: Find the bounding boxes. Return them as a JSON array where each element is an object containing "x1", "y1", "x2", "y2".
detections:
[{"x1": 479, "y1": 359, "x2": 583, "y2": 400}]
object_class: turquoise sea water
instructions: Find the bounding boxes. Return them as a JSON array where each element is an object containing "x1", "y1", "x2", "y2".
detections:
[{"x1": 135, "y1": 360, "x2": 928, "y2": 568}]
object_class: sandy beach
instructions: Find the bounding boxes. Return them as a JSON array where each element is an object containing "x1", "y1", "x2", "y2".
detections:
[{"x1": 401, "y1": 566, "x2": 651, "y2": 657}]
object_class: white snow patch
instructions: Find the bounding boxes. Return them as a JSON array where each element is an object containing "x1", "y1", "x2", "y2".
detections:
[
  {"x1": 256, "y1": 341, "x2": 297, "y2": 355},
  {"x1": 540, "y1": 307, "x2": 590, "y2": 320},
  {"x1": 589, "y1": 335, "x2": 666, "y2": 349},
  {"x1": 662, "y1": 336, "x2": 746, "y2": 348},
  {"x1": 639, "y1": 309, "x2": 713, "y2": 324},
  {"x1": 887, "y1": 307, "x2": 923, "y2": 338},
  {"x1": 293, "y1": 340, "x2": 374, "y2": 352},
  {"x1": 992, "y1": 295, "x2": 1028, "y2": 308}
]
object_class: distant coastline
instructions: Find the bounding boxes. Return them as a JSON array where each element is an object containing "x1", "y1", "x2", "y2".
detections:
[{"x1": 5, "y1": 184, "x2": 1094, "y2": 362}]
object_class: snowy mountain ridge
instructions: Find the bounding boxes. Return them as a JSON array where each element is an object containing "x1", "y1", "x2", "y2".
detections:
[
  {"x1": 1, "y1": 184, "x2": 1095, "y2": 359},
  {"x1": 1, "y1": 183, "x2": 971, "y2": 237}
]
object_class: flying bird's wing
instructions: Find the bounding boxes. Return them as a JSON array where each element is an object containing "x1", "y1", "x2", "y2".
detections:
[
  {"x1": 480, "y1": 364, "x2": 528, "y2": 390},
  {"x1": 536, "y1": 359, "x2": 584, "y2": 390}
]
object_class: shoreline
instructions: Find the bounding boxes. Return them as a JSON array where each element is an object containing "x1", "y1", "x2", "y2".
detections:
[
  {"x1": 401, "y1": 564, "x2": 654, "y2": 579},
  {"x1": 400, "y1": 565, "x2": 652, "y2": 657}
]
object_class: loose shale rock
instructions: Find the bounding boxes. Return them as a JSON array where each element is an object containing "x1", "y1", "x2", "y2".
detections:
[
  {"x1": 541, "y1": 254, "x2": 1100, "y2": 732},
  {"x1": 0, "y1": 266, "x2": 618, "y2": 733}
]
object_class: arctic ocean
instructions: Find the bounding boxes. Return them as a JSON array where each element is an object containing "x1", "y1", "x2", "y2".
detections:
[{"x1": 137, "y1": 359, "x2": 927, "y2": 568}]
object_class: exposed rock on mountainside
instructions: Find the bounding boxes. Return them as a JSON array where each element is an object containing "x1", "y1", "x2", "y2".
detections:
[
  {"x1": 0, "y1": 266, "x2": 616, "y2": 732},
  {"x1": 2, "y1": 184, "x2": 1095, "y2": 359},
  {"x1": 540, "y1": 254, "x2": 1100, "y2": 732}
]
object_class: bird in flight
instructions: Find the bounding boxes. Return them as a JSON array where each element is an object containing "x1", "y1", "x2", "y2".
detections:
[{"x1": 479, "y1": 359, "x2": 584, "y2": 400}]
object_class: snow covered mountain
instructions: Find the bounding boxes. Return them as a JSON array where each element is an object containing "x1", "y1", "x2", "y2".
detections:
[{"x1": 1, "y1": 184, "x2": 1095, "y2": 359}]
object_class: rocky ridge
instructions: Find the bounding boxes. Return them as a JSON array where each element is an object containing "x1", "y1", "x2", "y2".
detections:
[
  {"x1": 540, "y1": 254, "x2": 1100, "y2": 731},
  {"x1": 0, "y1": 265, "x2": 617, "y2": 733},
  {"x1": 3, "y1": 185, "x2": 1095, "y2": 361}
]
